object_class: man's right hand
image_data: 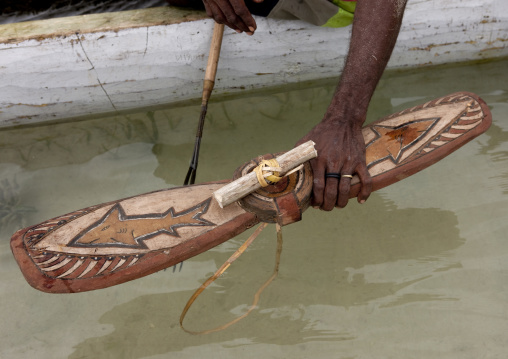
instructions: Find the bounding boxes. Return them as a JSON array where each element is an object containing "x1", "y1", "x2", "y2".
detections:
[{"x1": 202, "y1": 0, "x2": 262, "y2": 35}]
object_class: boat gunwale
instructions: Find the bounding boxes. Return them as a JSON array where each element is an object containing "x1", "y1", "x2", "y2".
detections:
[{"x1": 0, "y1": 6, "x2": 207, "y2": 44}]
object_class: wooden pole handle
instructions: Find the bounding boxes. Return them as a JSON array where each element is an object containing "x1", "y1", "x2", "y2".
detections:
[
  {"x1": 202, "y1": 22, "x2": 225, "y2": 105},
  {"x1": 213, "y1": 141, "x2": 318, "y2": 208}
]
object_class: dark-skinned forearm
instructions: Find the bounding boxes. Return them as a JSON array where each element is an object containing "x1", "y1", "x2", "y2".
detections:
[{"x1": 326, "y1": 0, "x2": 407, "y2": 124}]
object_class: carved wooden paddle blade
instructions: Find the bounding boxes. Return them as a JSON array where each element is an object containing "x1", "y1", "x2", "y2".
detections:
[
  {"x1": 351, "y1": 91, "x2": 492, "y2": 195},
  {"x1": 10, "y1": 92, "x2": 491, "y2": 293},
  {"x1": 10, "y1": 182, "x2": 258, "y2": 293}
]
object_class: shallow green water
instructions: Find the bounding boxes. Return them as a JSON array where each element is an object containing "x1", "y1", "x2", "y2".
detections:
[{"x1": 1, "y1": 59, "x2": 507, "y2": 358}]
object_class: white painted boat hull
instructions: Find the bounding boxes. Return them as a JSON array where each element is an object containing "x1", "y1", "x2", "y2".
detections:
[{"x1": 0, "y1": 0, "x2": 507, "y2": 127}]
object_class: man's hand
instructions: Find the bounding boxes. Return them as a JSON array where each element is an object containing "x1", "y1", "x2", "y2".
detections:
[
  {"x1": 202, "y1": 0, "x2": 263, "y2": 35},
  {"x1": 297, "y1": 118, "x2": 372, "y2": 211},
  {"x1": 299, "y1": 0, "x2": 407, "y2": 211}
]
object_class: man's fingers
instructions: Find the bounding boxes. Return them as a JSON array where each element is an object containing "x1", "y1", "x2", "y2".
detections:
[
  {"x1": 323, "y1": 163, "x2": 347, "y2": 211},
  {"x1": 336, "y1": 168, "x2": 354, "y2": 208},
  {"x1": 228, "y1": 0, "x2": 257, "y2": 33},
  {"x1": 322, "y1": 176, "x2": 339, "y2": 211},
  {"x1": 311, "y1": 160, "x2": 325, "y2": 208},
  {"x1": 298, "y1": 122, "x2": 370, "y2": 210},
  {"x1": 356, "y1": 164, "x2": 372, "y2": 204},
  {"x1": 202, "y1": 1, "x2": 214, "y2": 18},
  {"x1": 208, "y1": 0, "x2": 255, "y2": 33},
  {"x1": 204, "y1": 1, "x2": 229, "y2": 25}
]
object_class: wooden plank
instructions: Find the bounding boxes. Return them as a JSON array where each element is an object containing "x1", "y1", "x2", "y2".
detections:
[{"x1": 0, "y1": 7, "x2": 207, "y2": 44}]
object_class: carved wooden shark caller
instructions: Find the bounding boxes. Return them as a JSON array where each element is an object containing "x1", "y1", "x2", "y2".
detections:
[{"x1": 11, "y1": 92, "x2": 492, "y2": 293}]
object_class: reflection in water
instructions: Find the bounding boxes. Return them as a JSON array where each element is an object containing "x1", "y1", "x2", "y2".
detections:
[
  {"x1": 481, "y1": 96, "x2": 508, "y2": 194},
  {"x1": 0, "y1": 177, "x2": 35, "y2": 231},
  {"x1": 69, "y1": 195, "x2": 463, "y2": 358},
  {"x1": 381, "y1": 293, "x2": 459, "y2": 309},
  {"x1": 0, "y1": 112, "x2": 162, "y2": 171}
]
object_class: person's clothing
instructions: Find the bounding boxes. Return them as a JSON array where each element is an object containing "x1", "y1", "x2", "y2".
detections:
[{"x1": 247, "y1": 0, "x2": 356, "y2": 27}]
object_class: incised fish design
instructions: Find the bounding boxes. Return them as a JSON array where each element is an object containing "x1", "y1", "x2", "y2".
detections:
[{"x1": 69, "y1": 198, "x2": 214, "y2": 249}]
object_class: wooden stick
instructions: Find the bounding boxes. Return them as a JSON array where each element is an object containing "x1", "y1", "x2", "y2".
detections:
[
  {"x1": 213, "y1": 141, "x2": 317, "y2": 208},
  {"x1": 184, "y1": 22, "x2": 225, "y2": 185},
  {"x1": 202, "y1": 22, "x2": 225, "y2": 105}
]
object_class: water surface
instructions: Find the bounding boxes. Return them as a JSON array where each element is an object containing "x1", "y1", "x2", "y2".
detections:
[{"x1": 1, "y1": 59, "x2": 507, "y2": 358}]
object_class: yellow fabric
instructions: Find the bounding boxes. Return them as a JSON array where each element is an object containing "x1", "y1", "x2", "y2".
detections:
[{"x1": 323, "y1": 0, "x2": 357, "y2": 28}]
